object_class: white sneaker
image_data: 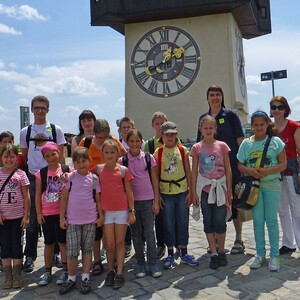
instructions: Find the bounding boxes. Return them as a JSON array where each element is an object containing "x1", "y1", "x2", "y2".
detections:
[
  {"x1": 250, "y1": 255, "x2": 266, "y2": 269},
  {"x1": 268, "y1": 256, "x2": 280, "y2": 272}
]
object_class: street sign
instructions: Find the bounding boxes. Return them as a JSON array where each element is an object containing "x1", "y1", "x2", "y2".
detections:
[{"x1": 260, "y1": 69, "x2": 287, "y2": 97}]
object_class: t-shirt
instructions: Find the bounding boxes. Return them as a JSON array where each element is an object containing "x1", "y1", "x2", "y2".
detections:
[
  {"x1": 79, "y1": 135, "x2": 126, "y2": 169},
  {"x1": 118, "y1": 151, "x2": 156, "y2": 201},
  {"x1": 19, "y1": 122, "x2": 66, "y2": 174},
  {"x1": 99, "y1": 164, "x2": 133, "y2": 211},
  {"x1": 154, "y1": 145, "x2": 188, "y2": 195},
  {"x1": 279, "y1": 119, "x2": 299, "y2": 176},
  {"x1": 144, "y1": 136, "x2": 163, "y2": 154},
  {"x1": 35, "y1": 165, "x2": 71, "y2": 216},
  {"x1": 65, "y1": 172, "x2": 100, "y2": 225},
  {"x1": 237, "y1": 135, "x2": 285, "y2": 191},
  {"x1": 190, "y1": 140, "x2": 231, "y2": 193},
  {"x1": 0, "y1": 168, "x2": 29, "y2": 219}
]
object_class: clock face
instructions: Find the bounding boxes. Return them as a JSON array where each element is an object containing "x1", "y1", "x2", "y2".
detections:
[
  {"x1": 236, "y1": 30, "x2": 246, "y2": 97},
  {"x1": 130, "y1": 26, "x2": 201, "y2": 98}
]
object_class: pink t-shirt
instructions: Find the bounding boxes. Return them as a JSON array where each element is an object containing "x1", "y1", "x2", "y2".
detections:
[
  {"x1": 0, "y1": 168, "x2": 29, "y2": 220},
  {"x1": 118, "y1": 151, "x2": 156, "y2": 201},
  {"x1": 190, "y1": 141, "x2": 230, "y2": 192},
  {"x1": 35, "y1": 165, "x2": 72, "y2": 216},
  {"x1": 65, "y1": 172, "x2": 101, "y2": 225},
  {"x1": 99, "y1": 164, "x2": 133, "y2": 211}
]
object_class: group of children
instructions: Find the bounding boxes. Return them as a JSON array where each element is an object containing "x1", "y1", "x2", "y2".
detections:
[{"x1": 0, "y1": 108, "x2": 287, "y2": 294}]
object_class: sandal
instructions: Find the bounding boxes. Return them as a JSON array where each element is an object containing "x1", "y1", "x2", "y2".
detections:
[
  {"x1": 92, "y1": 261, "x2": 103, "y2": 276},
  {"x1": 230, "y1": 240, "x2": 245, "y2": 254}
]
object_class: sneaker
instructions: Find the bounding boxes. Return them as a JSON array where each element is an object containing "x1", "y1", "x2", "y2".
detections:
[
  {"x1": 250, "y1": 255, "x2": 266, "y2": 269},
  {"x1": 136, "y1": 263, "x2": 146, "y2": 278},
  {"x1": 163, "y1": 255, "x2": 174, "y2": 269},
  {"x1": 218, "y1": 252, "x2": 228, "y2": 267},
  {"x1": 268, "y1": 256, "x2": 280, "y2": 272},
  {"x1": 105, "y1": 271, "x2": 115, "y2": 286},
  {"x1": 210, "y1": 255, "x2": 219, "y2": 270},
  {"x1": 181, "y1": 254, "x2": 199, "y2": 266},
  {"x1": 174, "y1": 247, "x2": 181, "y2": 260},
  {"x1": 148, "y1": 263, "x2": 162, "y2": 278},
  {"x1": 125, "y1": 245, "x2": 131, "y2": 258},
  {"x1": 53, "y1": 254, "x2": 63, "y2": 268},
  {"x1": 56, "y1": 272, "x2": 68, "y2": 285},
  {"x1": 80, "y1": 278, "x2": 91, "y2": 294},
  {"x1": 38, "y1": 272, "x2": 52, "y2": 286},
  {"x1": 279, "y1": 246, "x2": 296, "y2": 255},
  {"x1": 59, "y1": 279, "x2": 76, "y2": 295},
  {"x1": 113, "y1": 274, "x2": 125, "y2": 289},
  {"x1": 23, "y1": 257, "x2": 34, "y2": 273},
  {"x1": 156, "y1": 246, "x2": 166, "y2": 259}
]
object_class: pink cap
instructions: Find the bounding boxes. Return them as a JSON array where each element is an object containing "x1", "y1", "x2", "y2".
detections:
[{"x1": 41, "y1": 142, "x2": 59, "y2": 155}]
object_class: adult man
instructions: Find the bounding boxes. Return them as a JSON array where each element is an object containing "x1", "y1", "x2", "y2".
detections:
[{"x1": 20, "y1": 95, "x2": 65, "y2": 272}]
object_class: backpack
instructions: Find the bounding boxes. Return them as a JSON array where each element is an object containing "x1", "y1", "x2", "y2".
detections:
[
  {"x1": 157, "y1": 144, "x2": 186, "y2": 188},
  {"x1": 40, "y1": 164, "x2": 70, "y2": 194},
  {"x1": 26, "y1": 123, "x2": 57, "y2": 147},
  {"x1": 147, "y1": 138, "x2": 155, "y2": 154},
  {"x1": 97, "y1": 164, "x2": 126, "y2": 191},
  {"x1": 68, "y1": 171, "x2": 99, "y2": 202}
]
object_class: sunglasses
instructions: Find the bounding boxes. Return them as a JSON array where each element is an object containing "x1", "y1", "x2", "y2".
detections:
[{"x1": 270, "y1": 105, "x2": 285, "y2": 111}]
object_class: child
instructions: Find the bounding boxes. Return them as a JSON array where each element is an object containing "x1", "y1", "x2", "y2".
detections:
[
  {"x1": 35, "y1": 142, "x2": 70, "y2": 286},
  {"x1": 144, "y1": 111, "x2": 168, "y2": 259},
  {"x1": 118, "y1": 116, "x2": 135, "y2": 151},
  {"x1": 59, "y1": 146, "x2": 103, "y2": 295},
  {"x1": 237, "y1": 111, "x2": 286, "y2": 271},
  {"x1": 0, "y1": 131, "x2": 25, "y2": 169},
  {"x1": 79, "y1": 119, "x2": 126, "y2": 276},
  {"x1": 154, "y1": 121, "x2": 198, "y2": 269},
  {"x1": 190, "y1": 115, "x2": 232, "y2": 270},
  {"x1": 0, "y1": 144, "x2": 30, "y2": 289},
  {"x1": 119, "y1": 129, "x2": 161, "y2": 278},
  {"x1": 93, "y1": 139, "x2": 135, "y2": 289}
]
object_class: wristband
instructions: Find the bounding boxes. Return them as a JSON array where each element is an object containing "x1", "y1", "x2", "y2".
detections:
[
  {"x1": 59, "y1": 218, "x2": 66, "y2": 222},
  {"x1": 128, "y1": 209, "x2": 135, "y2": 214}
]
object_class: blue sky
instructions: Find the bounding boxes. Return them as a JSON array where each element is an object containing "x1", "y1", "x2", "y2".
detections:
[{"x1": 0, "y1": 0, "x2": 299, "y2": 142}]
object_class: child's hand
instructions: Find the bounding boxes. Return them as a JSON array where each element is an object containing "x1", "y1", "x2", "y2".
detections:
[
  {"x1": 186, "y1": 192, "x2": 192, "y2": 207},
  {"x1": 128, "y1": 212, "x2": 136, "y2": 225},
  {"x1": 192, "y1": 192, "x2": 200, "y2": 207},
  {"x1": 37, "y1": 213, "x2": 45, "y2": 225},
  {"x1": 60, "y1": 173, "x2": 68, "y2": 184},
  {"x1": 0, "y1": 214, "x2": 4, "y2": 225},
  {"x1": 60, "y1": 219, "x2": 68, "y2": 230},
  {"x1": 159, "y1": 197, "x2": 165, "y2": 209},
  {"x1": 21, "y1": 215, "x2": 29, "y2": 229},
  {"x1": 251, "y1": 168, "x2": 264, "y2": 179},
  {"x1": 95, "y1": 213, "x2": 104, "y2": 227},
  {"x1": 152, "y1": 202, "x2": 160, "y2": 215}
]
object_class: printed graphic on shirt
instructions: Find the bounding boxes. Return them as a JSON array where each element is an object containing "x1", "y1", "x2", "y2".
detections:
[
  {"x1": 44, "y1": 175, "x2": 64, "y2": 203},
  {"x1": 248, "y1": 150, "x2": 271, "y2": 168},
  {"x1": 164, "y1": 152, "x2": 180, "y2": 174},
  {"x1": 7, "y1": 178, "x2": 18, "y2": 190}
]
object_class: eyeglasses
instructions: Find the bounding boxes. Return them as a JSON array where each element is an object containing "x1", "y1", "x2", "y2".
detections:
[
  {"x1": 33, "y1": 106, "x2": 48, "y2": 112},
  {"x1": 270, "y1": 105, "x2": 285, "y2": 111}
]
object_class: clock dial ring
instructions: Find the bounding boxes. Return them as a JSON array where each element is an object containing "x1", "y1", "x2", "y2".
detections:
[{"x1": 131, "y1": 26, "x2": 201, "y2": 98}]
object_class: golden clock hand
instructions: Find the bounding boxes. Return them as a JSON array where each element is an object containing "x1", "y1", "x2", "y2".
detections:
[
  {"x1": 162, "y1": 48, "x2": 172, "y2": 63},
  {"x1": 173, "y1": 47, "x2": 185, "y2": 58}
]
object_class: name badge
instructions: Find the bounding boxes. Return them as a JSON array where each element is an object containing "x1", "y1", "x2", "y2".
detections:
[{"x1": 219, "y1": 118, "x2": 225, "y2": 124}]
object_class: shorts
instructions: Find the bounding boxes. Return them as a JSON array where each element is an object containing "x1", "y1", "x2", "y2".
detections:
[
  {"x1": 66, "y1": 223, "x2": 95, "y2": 258},
  {"x1": 42, "y1": 215, "x2": 66, "y2": 245},
  {"x1": 104, "y1": 210, "x2": 128, "y2": 225}
]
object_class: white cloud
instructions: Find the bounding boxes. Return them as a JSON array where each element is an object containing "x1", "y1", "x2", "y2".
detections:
[
  {"x1": 0, "y1": 59, "x2": 5, "y2": 69},
  {"x1": 60, "y1": 106, "x2": 82, "y2": 114},
  {"x1": 0, "y1": 4, "x2": 47, "y2": 21},
  {"x1": 0, "y1": 59, "x2": 125, "y2": 97},
  {"x1": 113, "y1": 97, "x2": 125, "y2": 108},
  {"x1": 0, "y1": 23, "x2": 21, "y2": 35}
]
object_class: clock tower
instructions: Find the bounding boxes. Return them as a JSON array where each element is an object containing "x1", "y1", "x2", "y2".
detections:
[{"x1": 90, "y1": 0, "x2": 271, "y2": 140}]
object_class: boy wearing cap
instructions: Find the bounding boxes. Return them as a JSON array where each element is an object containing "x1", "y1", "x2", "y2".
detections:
[{"x1": 35, "y1": 142, "x2": 70, "y2": 286}]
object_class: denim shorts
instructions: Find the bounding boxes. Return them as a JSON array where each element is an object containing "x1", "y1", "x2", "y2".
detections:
[{"x1": 104, "y1": 210, "x2": 128, "y2": 225}]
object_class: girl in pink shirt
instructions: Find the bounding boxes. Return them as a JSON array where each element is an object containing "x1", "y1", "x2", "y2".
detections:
[
  {"x1": 94, "y1": 139, "x2": 135, "y2": 289},
  {"x1": 0, "y1": 145, "x2": 30, "y2": 289}
]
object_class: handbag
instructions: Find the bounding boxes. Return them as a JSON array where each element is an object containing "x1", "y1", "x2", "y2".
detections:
[{"x1": 233, "y1": 136, "x2": 271, "y2": 210}]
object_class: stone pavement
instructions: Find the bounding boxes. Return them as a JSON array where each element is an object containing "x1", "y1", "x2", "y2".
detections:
[{"x1": 1, "y1": 213, "x2": 300, "y2": 300}]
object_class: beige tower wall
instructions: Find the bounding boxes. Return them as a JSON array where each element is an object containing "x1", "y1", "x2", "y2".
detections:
[{"x1": 125, "y1": 13, "x2": 248, "y2": 141}]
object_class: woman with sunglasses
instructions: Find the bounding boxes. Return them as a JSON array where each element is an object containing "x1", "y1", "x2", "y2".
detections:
[{"x1": 270, "y1": 96, "x2": 300, "y2": 255}]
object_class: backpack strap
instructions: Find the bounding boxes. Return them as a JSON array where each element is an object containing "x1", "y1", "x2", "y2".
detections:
[
  {"x1": 50, "y1": 123, "x2": 57, "y2": 143},
  {"x1": 68, "y1": 171, "x2": 76, "y2": 192},
  {"x1": 144, "y1": 152, "x2": 152, "y2": 182},
  {"x1": 83, "y1": 136, "x2": 93, "y2": 149},
  {"x1": 26, "y1": 125, "x2": 32, "y2": 148},
  {"x1": 26, "y1": 123, "x2": 57, "y2": 147},
  {"x1": 120, "y1": 165, "x2": 126, "y2": 192},
  {"x1": 40, "y1": 166, "x2": 48, "y2": 194},
  {"x1": 148, "y1": 138, "x2": 155, "y2": 154},
  {"x1": 122, "y1": 154, "x2": 128, "y2": 168},
  {"x1": 91, "y1": 173, "x2": 98, "y2": 202},
  {"x1": 157, "y1": 146, "x2": 164, "y2": 176},
  {"x1": 177, "y1": 144, "x2": 186, "y2": 173}
]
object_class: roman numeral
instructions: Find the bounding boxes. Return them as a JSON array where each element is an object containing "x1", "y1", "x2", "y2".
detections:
[
  {"x1": 163, "y1": 82, "x2": 171, "y2": 95},
  {"x1": 134, "y1": 60, "x2": 146, "y2": 68},
  {"x1": 137, "y1": 72, "x2": 149, "y2": 85},
  {"x1": 173, "y1": 31, "x2": 181, "y2": 44},
  {"x1": 183, "y1": 40, "x2": 193, "y2": 50},
  {"x1": 137, "y1": 47, "x2": 149, "y2": 55},
  {"x1": 146, "y1": 34, "x2": 157, "y2": 47},
  {"x1": 181, "y1": 67, "x2": 194, "y2": 80},
  {"x1": 175, "y1": 79, "x2": 184, "y2": 90},
  {"x1": 185, "y1": 55, "x2": 197, "y2": 64},
  {"x1": 159, "y1": 30, "x2": 169, "y2": 42},
  {"x1": 148, "y1": 79, "x2": 158, "y2": 93}
]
